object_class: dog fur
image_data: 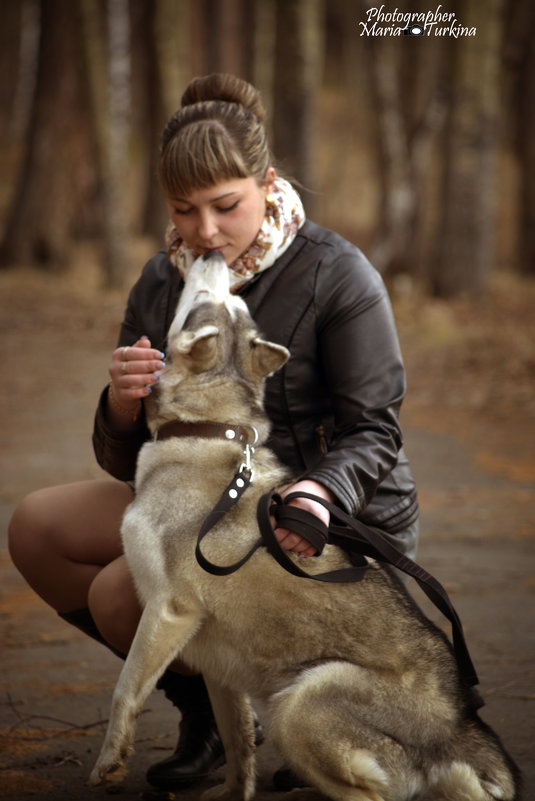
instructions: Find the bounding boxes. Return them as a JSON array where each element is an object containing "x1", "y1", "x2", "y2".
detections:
[{"x1": 89, "y1": 252, "x2": 521, "y2": 800}]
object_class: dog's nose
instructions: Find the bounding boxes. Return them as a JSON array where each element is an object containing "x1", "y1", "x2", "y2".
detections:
[{"x1": 203, "y1": 250, "x2": 225, "y2": 262}]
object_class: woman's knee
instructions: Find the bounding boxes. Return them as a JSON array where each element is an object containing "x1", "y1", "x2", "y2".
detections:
[
  {"x1": 8, "y1": 487, "x2": 54, "y2": 569},
  {"x1": 88, "y1": 557, "x2": 142, "y2": 653},
  {"x1": 8, "y1": 480, "x2": 132, "y2": 612},
  {"x1": 9, "y1": 480, "x2": 131, "y2": 569}
]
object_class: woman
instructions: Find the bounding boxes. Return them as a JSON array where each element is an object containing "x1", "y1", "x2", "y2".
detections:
[{"x1": 8, "y1": 73, "x2": 419, "y2": 792}]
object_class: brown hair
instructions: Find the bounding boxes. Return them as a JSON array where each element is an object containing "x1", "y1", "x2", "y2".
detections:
[{"x1": 158, "y1": 73, "x2": 272, "y2": 199}]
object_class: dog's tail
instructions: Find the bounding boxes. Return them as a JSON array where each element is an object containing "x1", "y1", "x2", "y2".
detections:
[{"x1": 429, "y1": 715, "x2": 522, "y2": 801}]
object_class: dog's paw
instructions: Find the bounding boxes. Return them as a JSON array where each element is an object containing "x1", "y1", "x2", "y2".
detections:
[
  {"x1": 201, "y1": 785, "x2": 233, "y2": 801},
  {"x1": 201, "y1": 782, "x2": 254, "y2": 801},
  {"x1": 88, "y1": 759, "x2": 127, "y2": 788}
]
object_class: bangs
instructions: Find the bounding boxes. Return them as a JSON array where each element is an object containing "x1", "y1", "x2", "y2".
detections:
[{"x1": 159, "y1": 119, "x2": 249, "y2": 199}]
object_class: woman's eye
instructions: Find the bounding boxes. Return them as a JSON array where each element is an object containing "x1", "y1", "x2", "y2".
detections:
[
  {"x1": 218, "y1": 201, "x2": 239, "y2": 213},
  {"x1": 173, "y1": 207, "x2": 190, "y2": 215}
]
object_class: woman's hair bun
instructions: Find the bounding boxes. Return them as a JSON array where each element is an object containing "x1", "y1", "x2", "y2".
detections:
[{"x1": 180, "y1": 73, "x2": 266, "y2": 123}]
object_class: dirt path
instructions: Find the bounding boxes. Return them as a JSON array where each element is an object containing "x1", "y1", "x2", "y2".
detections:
[{"x1": 1, "y1": 259, "x2": 534, "y2": 799}]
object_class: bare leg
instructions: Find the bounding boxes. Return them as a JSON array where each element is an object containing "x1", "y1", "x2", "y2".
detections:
[
  {"x1": 8, "y1": 478, "x2": 135, "y2": 619},
  {"x1": 88, "y1": 554, "x2": 143, "y2": 654},
  {"x1": 8, "y1": 479, "x2": 191, "y2": 664}
]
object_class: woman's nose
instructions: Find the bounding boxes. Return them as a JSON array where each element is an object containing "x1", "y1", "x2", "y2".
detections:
[{"x1": 198, "y1": 211, "x2": 218, "y2": 242}]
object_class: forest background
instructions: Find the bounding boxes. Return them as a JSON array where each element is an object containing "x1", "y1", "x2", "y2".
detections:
[{"x1": 1, "y1": 0, "x2": 534, "y2": 296}]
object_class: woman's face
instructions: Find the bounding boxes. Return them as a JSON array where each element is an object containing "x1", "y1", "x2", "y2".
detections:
[{"x1": 165, "y1": 172, "x2": 275, "y2": 267}]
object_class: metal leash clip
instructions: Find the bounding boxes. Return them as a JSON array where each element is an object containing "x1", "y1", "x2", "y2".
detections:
[{"x1": 238, "y1": 426, "x2": 258, "y2": 482}]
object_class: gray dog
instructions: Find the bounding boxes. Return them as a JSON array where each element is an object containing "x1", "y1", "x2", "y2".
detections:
[{"x1": 90, "y1": 251, "x2": 520, "y2": 801}]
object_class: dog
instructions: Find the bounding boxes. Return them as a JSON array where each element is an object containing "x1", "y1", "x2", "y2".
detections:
[{"x1": 89, "y1": 251, "x2": 520, "y2": 800}]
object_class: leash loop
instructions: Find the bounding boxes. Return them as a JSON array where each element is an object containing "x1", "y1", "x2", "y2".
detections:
[
  {"x1": 194, "y1": 485, "x2": 480, "y2": 694},
  {"x1": 259, "y1": 491, "x2": 479, "y2": 691}
]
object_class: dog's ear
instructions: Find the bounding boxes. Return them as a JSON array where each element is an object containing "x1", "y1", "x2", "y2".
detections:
[
  {"x1": 174, "y1": 325, "x2": 219, "y2": 371},
  {"x1": 250, "y1": 337, "x2": 290, "y2": 378}
]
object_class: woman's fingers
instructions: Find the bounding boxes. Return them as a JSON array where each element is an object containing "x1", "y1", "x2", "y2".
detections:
[
  {"x1": 109, "y1": 338, "x2": 166, "y2": 400},
  {"x1": 115, "y1": 357, "x2": 165, "y2": 380},
  {"x1": 273, "y1": 527, "x2": 317, "y2": 557}
]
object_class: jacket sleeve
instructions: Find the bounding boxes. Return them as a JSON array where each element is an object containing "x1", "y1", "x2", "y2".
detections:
[
  {"x1": 92, "y1": 385, "x2": 150, "y2": 481},
  {"x1": 91, "y1": 252, "x2": 180, "y2": 481},
  {"x1": 303, "y1": 251, "x2": 407, "y2": 517}
]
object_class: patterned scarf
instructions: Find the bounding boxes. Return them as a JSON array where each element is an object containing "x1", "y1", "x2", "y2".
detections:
[{"x1": 165, "y1": 177, "x2": 306, "y2": 292}]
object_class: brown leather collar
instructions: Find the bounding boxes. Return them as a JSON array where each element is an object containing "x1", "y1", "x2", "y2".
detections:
[{"x1": 155, "y1": 420, "x2": 255, "y2": 445}]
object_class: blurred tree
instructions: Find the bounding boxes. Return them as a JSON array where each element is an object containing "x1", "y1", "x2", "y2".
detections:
[
  {"x1": 363, "y1": 24, "x2": 447, "y2": 279},
  {"x1": 209, "y1": 0, "x2": 245, "y2": 76},
  {"x1": 250, "y1": 0, "x2": 276, "y2": 123},
  {"x1": 430, "y1": 0, "x2": 504, "y2": 296},
  {"x1": 0, "y1": 0, "x2": 40, "y2": 191},
  {"x1": 190, "y1": 0, "x2": 245, "y2": 76},
  {"x1": 359, "y1": 0, "x2": 509, "y2": 296},
  {"x1": 138, "y1": 0, "x2": 190, "y2": 240},
  {"x1": 0, "y1": 0, "x2": 532, "y2": 292},
  {"x1": 0, "y1": 0, "x2": 97, "y2": 269},
  {"x1": 272, "y1": 0, "x2": 324, "y2": 215},
  {"x1": 81, "y1": 0, "x2": 131, "y2": 286},
  {"x1": 503, "y1": 0, "x2": 535, "y2": 275}
]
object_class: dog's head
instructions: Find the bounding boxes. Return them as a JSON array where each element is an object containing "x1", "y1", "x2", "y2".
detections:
[{"x1": 147, "y1": 251, "x2": 289, "y2": 436}]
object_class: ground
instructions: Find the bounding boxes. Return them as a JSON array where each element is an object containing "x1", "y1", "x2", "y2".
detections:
[{"x1": 0, "y1": 250, "x2": 534, "y2": 800}]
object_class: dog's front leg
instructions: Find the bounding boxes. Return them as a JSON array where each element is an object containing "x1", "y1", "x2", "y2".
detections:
[
  {"x1": 200, "y1": 681, "x2": 256, "y2": 801},
  {"x1": 89, "y1": 598, "x2": 202, "y2": 787}
]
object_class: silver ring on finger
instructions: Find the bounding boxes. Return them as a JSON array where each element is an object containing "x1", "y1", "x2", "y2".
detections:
[
  {"x1": 120, "y1": 361, "x2": 127, "y2": 374},
  {"x1": 121, "y1": 346, "x2": 129, "y2": 359}
]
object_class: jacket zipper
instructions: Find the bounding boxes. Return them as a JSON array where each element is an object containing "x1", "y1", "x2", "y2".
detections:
[{"x1": 315, "y1": 424, "x2": 328, "y2": 455}]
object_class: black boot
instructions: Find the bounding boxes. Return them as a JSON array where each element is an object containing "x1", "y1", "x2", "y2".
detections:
[
  {"x1": 146, "y1": 672, "x2": 264, "y2": 790},
  {"x1": 146, "y1": 673, "x2": 224, "y2": 790},
  {"x1": 59, "y1": 610, "x2": 262, "y2": 790},
  {"x1": 59, "y1": 609, "x2": 223, "y2": 788},
  {"x1": 58, "y1": 607, "x2": 126, "y2": 660},
  {"x1": 273, "y1": 765, "x2": 309, "y2": 790}
]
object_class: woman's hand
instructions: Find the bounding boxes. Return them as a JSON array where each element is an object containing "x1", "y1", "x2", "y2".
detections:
[
  {"x1": 107, "y1": 336, "x2": 165, "y2": 429},
  {"x1": 273, "y1": 479, "x2": 335, "y2": 557}
]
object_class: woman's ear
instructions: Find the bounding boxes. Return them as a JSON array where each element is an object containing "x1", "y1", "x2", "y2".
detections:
[{"x1": 264, "y1": 167, "x2": 276, "y2": 195}]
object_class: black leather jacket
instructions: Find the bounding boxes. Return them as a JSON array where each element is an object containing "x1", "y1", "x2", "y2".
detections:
[{"x1": 93, "y1": 220, "x2": 418, "y2": 534}]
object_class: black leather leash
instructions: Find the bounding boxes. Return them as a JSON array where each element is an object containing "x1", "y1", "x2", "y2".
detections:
[
  {"x1": 196, "y1": 486, "x2": 480, "y2": 692},
  {"x1": 263, "y1": 491, "x2": 479, "y2": 691},
  {"x1": 195, "y1": 468, "x2": 263, "y2": 576}
]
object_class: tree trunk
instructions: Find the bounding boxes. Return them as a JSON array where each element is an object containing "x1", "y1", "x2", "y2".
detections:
[
  {"x1": 249, "y1": 0, "x2": 276, "y2": 128},
  {"x1": 430, "y1": 0, "x2": 504, "y2": 297},
  {"x1": 81, "y1": 0, "x2": 132, "y2": 287},
  {"x1": 361, "y1": 0, "x2": 449, "y2": 278},
  {"x1": 142, "y1": 0, "x2": 190, "y2": 241},
  {"x1": 215, "y1": 0, "x2": 245, "y2": 77},
  {"x1": 272, "y1": 0, "x2": 324, "y2": 216},
  {"x1": 519, "y1": 20, "x2": 535, "y2": 273},
  {"x1": 0, "y1": 0, "x2": 40, "y2": 230},
  {"x1": 364, "y1": 34, "x2": 416, "y2": 275},
  {"x1": 0, "y1": 0, "x2": 40, "y2": 146},
  {"x1": 509, "y1": 0, "x2": 535, "y2": 274},
  {"x1": 0, "y1": 0, "x2": 97, "y2": 269},
  {"x1": 105, "y1": 0, "x2": 132, "y2": 286}
]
